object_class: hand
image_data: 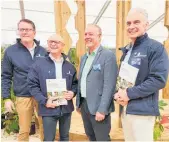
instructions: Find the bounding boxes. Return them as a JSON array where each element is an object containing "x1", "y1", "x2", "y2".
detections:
[
  {"x1": 118, "y1": 89, "x2": 130, "y2": 102},
  {"x1": 45, "y1": 98, "x2": 57, "y2": 108},
  {"x1": 115, "y1": 89, "x2": 129, "y2": 106},
  {"x1": 95, "y1": 112, "x2": 105, "y2": 121},
  {"x1": 117, "y1": 100, "x2": 128, "y2": 106},
  {"x1": 4, "y1": 99, "x2": 15, "y2": 113},
  {"x1": 114, "y1": 92, "x2": 120, "y2": 100},
  {"x1": 64, "y1": 91, "x2": 74, "y2": 100}
]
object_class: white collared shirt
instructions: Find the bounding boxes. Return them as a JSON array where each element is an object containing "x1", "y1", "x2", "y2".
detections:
[
  {"x1": 49, "y1": 54, "x2": 64, "y2": 79},
  {"x1": 27, "y1": 42, "x2": 36, "y2": 59},
  {"x1": 124, "y1": 44, "x2": 133, "y2": 63}
]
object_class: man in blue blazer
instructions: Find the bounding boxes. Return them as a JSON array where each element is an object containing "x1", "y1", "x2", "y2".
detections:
[{"x1": 76, "y1": 24, "x2": 118, "y2": 141}]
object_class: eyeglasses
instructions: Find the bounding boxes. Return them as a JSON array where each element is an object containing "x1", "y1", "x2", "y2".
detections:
[
  {"x1": 84, "y1": 32, "x2": 101, "y2": 37},
  {"x1": 18, "y1": 28, "x2": 34, "y2": 32},
  {"x1": 48, "y1": 40, "x2": 62, "y2": 45}
]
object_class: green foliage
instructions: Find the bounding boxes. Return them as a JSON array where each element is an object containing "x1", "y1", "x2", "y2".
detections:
[
  {"x1": 153, "y1": 100, "x2": 168, "y2": 140},
  {"x1": 158, "y1": 100, "x2": 168, "y2": 110},
  {"x1": 68, "y1": 48, "x2": 79, "y2": 68},
  {"x1": 1, "y1": 46, "x2": 6, "y2": 113},
  {"x1": 3, "y1": 112, "x2": 19, "y2": 134}
]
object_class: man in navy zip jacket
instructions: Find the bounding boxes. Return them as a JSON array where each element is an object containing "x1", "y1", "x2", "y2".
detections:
[
  {"x1": 28, "y1": 34, "x2": 78, "y2": 141},
  {"x1": 114, "y1": 8, "x2": 169, "y2": 141},
  {"x1": 1, "y1": 19, "x2": 47, "y2": 141}
]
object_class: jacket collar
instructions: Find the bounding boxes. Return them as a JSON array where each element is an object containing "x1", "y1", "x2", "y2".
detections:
[
  {"x1": 16, "y1": 38, "x2": 40, "y2": 47},
  {"x1": 119, "y1": 33, "x2": 149, "y2": 52},
  {"x1": 133, "y1": 33, "x2": 148, "y2": 47},
  {"x1": 84, "y1": 45, "x2": 103, "y2": 58},
  {"x1": 47, "y1": 53, "x2": 70, "y2": 63},
  {"x1": 79, "y1": 45, "x2": 103, "y2": 78}
]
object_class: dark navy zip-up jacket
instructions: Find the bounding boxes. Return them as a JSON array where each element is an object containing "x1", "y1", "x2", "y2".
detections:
[
  {"x1": 2, "y1": 39, "x2": 48, "y2": 99},
  {"x1": 27, "y1": 54, "x2": 78, "y2": 116},
  {"x1": 120, "y1": 33, "x2": 169, "y2": 116}
]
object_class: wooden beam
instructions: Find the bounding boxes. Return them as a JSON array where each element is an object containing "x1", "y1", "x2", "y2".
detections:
[
  {"x1": 116, "y1": 0, "x2": 131, "y2": 128},
  {"x1": 54, "y1": 0, "x2": 72, "y2": 54},
  {"x1": 19, "y1": 0, "x2": 25, "y2": 19},
  {"x1": 163, "y1": 1, "x2": 169, "y2": 99},
  {"x1": 116, "y1": 0, "x2": 131, "y2": 65},
  {"x1": 75, "y1": 0, "x2": 86, "y2": 74}
]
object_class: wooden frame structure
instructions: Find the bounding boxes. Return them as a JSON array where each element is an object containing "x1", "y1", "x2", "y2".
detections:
[
  {"x1": 53, "y1": 0, "x2": 169, "y2": 99},
  {"x1": 54, "y1": 1, "x2": 72, "y2": 54},
  {"x1": 19, "y1": 0, "x2": 169, "y2": 97},
  {"x1": 116, "y1": 0, "x2": 131, "y2": 65},
  {"x1": 163, "y1": 1, "x2": 169, "y2": 99}
]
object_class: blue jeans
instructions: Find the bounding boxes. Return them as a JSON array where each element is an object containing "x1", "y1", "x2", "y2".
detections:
[{"x1": 42, "y1": 113, "x2": 72, "y2": 141}]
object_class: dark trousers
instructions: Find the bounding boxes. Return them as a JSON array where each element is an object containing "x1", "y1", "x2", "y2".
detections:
[
  {"x1": 42, "y1": 113, "x2": 72, "y2": 141},
  {"x1": 80, "y1": 98, "x2": 111, "y2": 141}
]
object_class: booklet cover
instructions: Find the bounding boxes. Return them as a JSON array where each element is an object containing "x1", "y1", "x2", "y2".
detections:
[
  {"x1": 116, "y1": 61, "x2": 139, "y2": 90},
  {"x1": 46, "y1": 79, "x2": 67, "y2": 106}
]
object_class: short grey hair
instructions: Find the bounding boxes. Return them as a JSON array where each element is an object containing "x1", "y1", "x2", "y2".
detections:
[
  {"x1": 86, "y1": 24, "x2": 102, "y2": 35},
  {"x1": 128, "y1": 8, "x2": 148, "y2": 22}
]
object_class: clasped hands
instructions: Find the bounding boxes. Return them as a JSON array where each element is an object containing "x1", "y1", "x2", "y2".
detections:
[
  {"x1": 46, "y1": 91, "x2": 74, "y2": 108},
  {"x1": 96, "y1": 88, "x2": 131, "y2": 121},
  {"x1": 114, "y1": 89, "x2": 130, "y2": 106}
]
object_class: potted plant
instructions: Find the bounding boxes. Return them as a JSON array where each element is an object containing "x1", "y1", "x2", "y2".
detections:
[{"x1": 153, "y1": 100, "x2": 168, "y2": 140}]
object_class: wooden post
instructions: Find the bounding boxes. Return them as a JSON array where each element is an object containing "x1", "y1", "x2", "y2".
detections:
[
  {"x1": 19, "y1": 0, "x2": 25, "y2": 19},
  {"x1": 163, "y1": 1, "x2": 169, "y2": 99},
  {"x1": 116, "y1": 0, "x2": 131, "y2": 65},
  {"x1": 116, "y1": 0, "x2": 131, "y2": 127},
  {"x1": 75, "y1": 0, "x2": 86, "y2": 74},
  {"x1": 54, "y1": 0, "x2": 72, "y2": 54}
]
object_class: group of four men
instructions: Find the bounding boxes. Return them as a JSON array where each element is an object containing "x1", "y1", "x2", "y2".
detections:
[{"x1": 2, "y1": 8, "x2": 169, "y2": 141}]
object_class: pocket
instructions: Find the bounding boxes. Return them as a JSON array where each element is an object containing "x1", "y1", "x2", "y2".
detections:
[
  {"x1": 147, "y1": 95, "x2": 153, "y2": 106},
  {"x1": 98, "y1": 91, "x2": 102, "y2": 96},
  {"x1": 16, "y1": 97, "x2": 34, "y2": 110},
  {"x1": 66, "y1": 74, "x2": 73, "y2": 81},
  {"x1": 65, "y1": 75, "x2": 73, "y2": 89}
]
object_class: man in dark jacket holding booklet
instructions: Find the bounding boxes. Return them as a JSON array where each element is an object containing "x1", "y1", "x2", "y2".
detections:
[
  {"x1": 114, "y1": 8, "x2": 169, "y2": 141},
  {"x1": 28, "y1": 34, "x2": 78, "y2": 141}
]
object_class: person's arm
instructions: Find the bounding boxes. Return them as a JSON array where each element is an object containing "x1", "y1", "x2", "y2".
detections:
[
  {"x1": 64, "y1": 68, "x2": 78, "y2": 100},
  {"x1": 2, "y1": 49, "x2": 16, "y2": 112},
  {"x1": 27, "y1": 63, "x2": 47, "y2": 105},
  {"x1": 2, "y1": 49, "x2": 13, "y2": 99},
  {"x1": 76, "y1": 56, "x2": 85, "y2": 109},
  {"x1": 71, "y1": 68, "x2": 78, "y2": 97},
  {"x1": 127, "y1": 45, "x2": 169, "y2": 100},
  {"x1": 97, "y1": 52, "x2": 118, "y2": 114}
]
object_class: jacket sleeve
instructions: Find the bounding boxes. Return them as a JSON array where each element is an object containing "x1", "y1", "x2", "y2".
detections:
[
  {"x1": 76, "y1": 55, "x2": 85, "y2": 108},
  {"x1": 71, "y1": 67, "x2": 78, "y2": 97},
  {"x1": 1, "y1": 49, "x2": 13, "y2": 99},
  {"x1": 97, "y1": 52, "x2": 118, "y2": 114},
  {"x1": 127, "y1": 45, "x2": 169, "y2": 100},
  {"x1": 27, "y1": 63, "x2": 47, "y2": 105}
]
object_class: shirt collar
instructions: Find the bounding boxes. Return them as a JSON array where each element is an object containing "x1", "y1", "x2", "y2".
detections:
[
  {"x1": 27, "y1": 42, "x2": 36, "y2": 51},
  {"x1": 86, "y1": 45, "x2": 100, "y2": 57},
  {"x1": 49, "y1": 54, "x2": 64, "y2": 63}
]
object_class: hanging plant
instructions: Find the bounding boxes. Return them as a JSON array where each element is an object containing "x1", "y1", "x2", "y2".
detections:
[{"x1": 153, "y1": 100, "x2": 168, "y2": 140}]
